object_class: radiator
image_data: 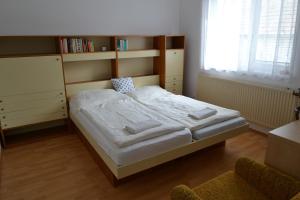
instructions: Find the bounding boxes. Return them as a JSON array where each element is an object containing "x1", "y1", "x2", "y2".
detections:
[{"x1": 198, "y1": 75, "x2": 300, "y2": 128}]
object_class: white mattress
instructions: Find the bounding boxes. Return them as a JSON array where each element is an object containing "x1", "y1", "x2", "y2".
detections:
[
  {"x1": 129, "y1": 86, "x2": 241, "y2": 131},
  {"x1": 192, "y1": 117, "x2": 247, "y2": 140},
  {"x1": 71, "y1": 110, "x2": 192, "y2": 166}
]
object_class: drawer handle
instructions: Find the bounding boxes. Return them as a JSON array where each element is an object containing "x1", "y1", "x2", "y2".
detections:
[
  {"x1": 56, "y1": 58, "x2": 60, "y2": 61},
  {"x1": 174, "y1": 52, "x2": 177, "y2": 54}
]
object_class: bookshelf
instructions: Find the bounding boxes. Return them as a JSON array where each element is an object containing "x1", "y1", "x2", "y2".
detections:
[
  {"x1": 59, "y1": 36, "x2": 164, "y2": 83},
  {"x1": 116, "y1": 36, "x2": 162, "y2": 78},
  {"x1": 59, "y1": 36, "x2": 117, "y2": 84},
  {"x1": 62, "y1": 52, "x2": 116, "y2": 62},
  {"x1": 166, "y1": 35, "x2": 185, "y2": 49},
  {"x1": 0, "y1": 35, "x2": 185, "y2": 90},
  {"x1": 118, "y1": 50, "x2": 160, "y2": 59},
  {"x1": 0, "y1": 36, "x2": 59, "y2": 57}
]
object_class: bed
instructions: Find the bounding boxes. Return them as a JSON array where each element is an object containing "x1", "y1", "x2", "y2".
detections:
[
  {"x1": 69, "y1": 89, "x2": 192, "y2": 166},
  {"x1": 66, "y1": 75, "x2": 249, "y2": 185},
  {"x1": 128, "y1": 85, "x2": 248, "y2": 139}
]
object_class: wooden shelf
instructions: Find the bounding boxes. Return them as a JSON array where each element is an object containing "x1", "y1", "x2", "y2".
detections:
[
  {"x1": 118, "y1": 50, "x2": 160, "y2": 59},
  {"x1": 166, "y1": 36, "x2": 185, "y2": 50},
  {"x1": 62, "y1": 51, "x2": 116, "y2": 62}
]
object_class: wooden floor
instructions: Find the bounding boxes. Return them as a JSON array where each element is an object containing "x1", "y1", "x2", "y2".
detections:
[{"x1": 0, "y1": 127, "x2": 267, "y2": 200}]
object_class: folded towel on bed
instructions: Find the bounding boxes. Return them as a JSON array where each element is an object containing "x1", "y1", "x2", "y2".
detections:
[
  {"x1": 125, "y1": 120, "x2": 161, "y2": 134},
  {"x1": 188, "y1": 108, "x2": 217, "y2": 120}
]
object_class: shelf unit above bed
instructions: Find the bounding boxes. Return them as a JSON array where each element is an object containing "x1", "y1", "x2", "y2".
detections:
[
  {"x1": 57, "y1": 35, "x2": 167, "y2": 84},
  {"x1": 0, "y1": 34, "x2": 185, "y2": 91}
]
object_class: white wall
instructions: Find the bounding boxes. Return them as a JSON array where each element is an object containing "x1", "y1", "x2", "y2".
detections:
[
  {"x1": 179, "y1": 0, "x2": 202, "y2": 98},
  {"x1": 0, "y1": 0, "x2": 181, "y2": 35}
]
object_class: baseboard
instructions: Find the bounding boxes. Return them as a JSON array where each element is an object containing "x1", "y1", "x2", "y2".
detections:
[
  {"x1": 4, "y1": 120, "x2": 66, "y2": 136},
  {"x1": 248, "y1": 122, "x2": 271, "y2": 135}
]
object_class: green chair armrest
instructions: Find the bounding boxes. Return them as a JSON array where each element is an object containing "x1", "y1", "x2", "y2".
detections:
[
  {"x1": 171, "y1": 185, "x2": 202, "y2": 200},
  {"x1": 235, "y1": 157, "x2": 300, "y2": 200},
  {"x1": 291, "y1": 193, "x2": 300, "y2": 200}
]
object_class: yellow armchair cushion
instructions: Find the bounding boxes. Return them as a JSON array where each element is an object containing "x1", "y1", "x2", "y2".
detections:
[
  {"x1": 235, "y1": 158, "x2": 300, "y2": 200},
  {"x1": 193, "y1": 171, "x2": 268, "y2": 200},
  {"x1": 171, "y1": 185, "x2": 202, "y2": 200},
  {"x1": 171, "y1": 158, "x2": 300, "y2": 200},
  {"x1": 291, "y1": 193, "x2": 300, "y2": 200}
]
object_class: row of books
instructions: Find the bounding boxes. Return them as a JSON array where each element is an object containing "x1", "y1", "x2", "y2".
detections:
[
  {"x1": 117, "y1": 39, "x2": 129, "y2": 51},
  {"x1": 60, "y1": 38, "x2": 95, "y2": 53}
]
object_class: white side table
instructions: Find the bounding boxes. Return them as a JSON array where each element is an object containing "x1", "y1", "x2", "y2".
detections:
[{"x1": 265, "y1": 121, "x2": 300, "y2": 180}]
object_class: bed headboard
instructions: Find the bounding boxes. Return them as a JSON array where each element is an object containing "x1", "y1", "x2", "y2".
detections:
[{"x1": 65, "y1": 75, "x2": 160, "y2": 98}]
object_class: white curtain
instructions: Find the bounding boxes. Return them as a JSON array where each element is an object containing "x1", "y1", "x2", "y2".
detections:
[{"x1": 201, "y1": 0, "x2": 299, "y2": 86}]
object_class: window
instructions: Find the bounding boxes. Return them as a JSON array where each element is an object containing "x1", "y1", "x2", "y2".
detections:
[{"x1": 202, "y1": 0, "x2": 299, "y2": 81}]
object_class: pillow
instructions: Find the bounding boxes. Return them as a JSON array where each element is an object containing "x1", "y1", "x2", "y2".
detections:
[
  {"x1": 128, "y1": 85, "x2": 171, "y2": 100},
  {"x1": 111, "y1": 77, "x2": 135, "y2": 94},
  {"x1": 69, "y1": 89, "x2": 125, "y2": 111}
]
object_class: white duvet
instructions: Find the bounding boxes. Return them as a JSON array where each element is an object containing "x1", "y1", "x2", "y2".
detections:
[
  {"x1": 129, "y1": 86, "x2": 241, "y2": 131},
  {"x1": 72, "y1": 90, "x2": 185, "y2": 148}
]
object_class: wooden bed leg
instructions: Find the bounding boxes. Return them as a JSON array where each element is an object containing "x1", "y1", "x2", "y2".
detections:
[
  {"x1": 0, "y1": 128, "x2": 5, "y2": 148},
  {"x1": 218, "y1": 141, "x2": 226, "y2": 147},
  {"x1": 66, "y1": 118, "x2": 74, "y2": 134},
  {"x1": 111, "y1": 173, "x2": 120, "y2": 187}
]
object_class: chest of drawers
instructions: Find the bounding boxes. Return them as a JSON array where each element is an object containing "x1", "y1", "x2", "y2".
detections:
[{"x1": 0, "y1": 55, "x2": 68, "y2": 146}]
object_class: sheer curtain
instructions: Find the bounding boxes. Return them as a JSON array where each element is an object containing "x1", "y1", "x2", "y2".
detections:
[{"x1": 201, "y1": 0, "x2": 299, "y2": 86}]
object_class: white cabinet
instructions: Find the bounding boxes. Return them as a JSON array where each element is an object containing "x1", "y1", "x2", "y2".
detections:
[
  {"x1": 0, "y1": 56, "x2": 68, "y2": 145},
  {"x1": 265, "y1": 121, "x2": 300, "y2": 180},
  {"x1": 165, "y1": 49, "x2": 184, "y2": 94}
]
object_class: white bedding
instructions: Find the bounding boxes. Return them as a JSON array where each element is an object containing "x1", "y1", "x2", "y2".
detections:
[
  {"x1": 70, "y1": 110, "x2": 192, "y2": 166},
  {"x1": 129, "y1": 86, "x2": 241, "y2": 131},
  {"x1": 70, "y1": 89, "x2": 185, "y2": 148}
]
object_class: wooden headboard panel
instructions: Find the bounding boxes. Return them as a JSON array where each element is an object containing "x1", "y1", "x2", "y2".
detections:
[{"x1": 66, "y1": 75, "x2": 160, "y2": 98}]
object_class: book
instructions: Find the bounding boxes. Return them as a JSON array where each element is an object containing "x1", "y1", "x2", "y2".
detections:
[
  {"x1": 117, "y1": 39, "x2": 121, "y2": 50},
  {"x1": 63, "y1": 38, "x2": 68, "y2": 53},
  {"x1": 75, "y1": 39, "x2": 81, "y2": 53},
  {"x1": 60, "y1": 39, "x2": 63, "y2": 53},
  {"x1": 124, "y1": 39, "x2": 128, "y2": 51},
  {"x1": 90, "y1": 40, "x2": 95, "y2": 52},
  {"x1": 73, "y1": 39, "x2": 77, "y2": 53},
  {"x1": 79, "y1": 39, "x2": 83, "y2": 53},
  {"x1": 62, "y1": 38, "x2": 95, "y2": 53},
  {"x1": 121, "y1": 40, "x2": 124, "y2": 51}
]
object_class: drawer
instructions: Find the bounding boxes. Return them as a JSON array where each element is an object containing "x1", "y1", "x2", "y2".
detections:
[
  {"x1": 165, "y1": 86, "x2": 183, "y2": 95},
  {"x1": 0, "y1": 90, "x2": 66, "y2": 113},
  {"x1": 166, "y1": 50, "x2": 184, "y2": 77},
  {"x1": 0, "y1": 102, "x2": 67, "y2": 120},
  {"x1": 165, "y1": 81, "x2": 183, "y2": 95},
  {"x1": 1, "y1": 111, "x2": 67, "y2": 130},
  {"x1": 165, "y1": 75, "x2": 183, "y2": 83}
]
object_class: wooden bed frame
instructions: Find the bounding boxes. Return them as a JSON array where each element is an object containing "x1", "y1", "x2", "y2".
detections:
[{"x1": 66, "y1": 75, "x2": 249, "y2": 186}]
